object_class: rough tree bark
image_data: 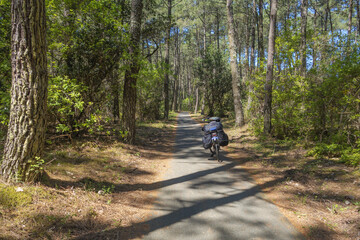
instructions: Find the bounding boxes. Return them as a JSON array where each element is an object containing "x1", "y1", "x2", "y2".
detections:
[
  {"x1": 226, "y1": 0, "x2": 245, "y2": 127},
  {"x1": 122, "y1": 0, "x2": 143, "y2": 144},
  {"x1": 1, "y1": 0, "x2": 48, "y2": 182},
  {"x1": 263, "y1": 0, "x2": 277, "y2": 134}
]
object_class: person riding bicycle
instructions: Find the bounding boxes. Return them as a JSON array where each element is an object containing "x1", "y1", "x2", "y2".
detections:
[{"x1": 202, "y1": 117, "x2": 226, "y2": 157}]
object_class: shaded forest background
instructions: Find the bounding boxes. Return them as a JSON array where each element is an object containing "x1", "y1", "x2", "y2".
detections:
[{"x1": 0, "y1": 0, "x2": 360, "y2": 167}]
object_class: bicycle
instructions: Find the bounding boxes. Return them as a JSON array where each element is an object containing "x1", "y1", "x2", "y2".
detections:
[{"x1": 209, "y1": 127, "x2": 221, "y2": 162}]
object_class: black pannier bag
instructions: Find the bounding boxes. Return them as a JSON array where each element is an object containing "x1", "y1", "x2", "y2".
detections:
[
  {"x1": 203, "y1": 121, "x2": 223, "y2": 133},
  {"x1": 218, "y1": 130, "x2": 229, "y2": 146},
  {"x1": 202, "y1": 134, "x2": 212, "y2": 149}
]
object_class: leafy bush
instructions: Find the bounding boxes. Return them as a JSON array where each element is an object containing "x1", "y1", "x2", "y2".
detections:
[
  {"x1": 48, "y1": 76, "x2": 105, "y2": 135},
  {"x1": 306, "y1": 143, "x2": 360, "y2": 167},
  {"x1": 137, "y1": 60, "x2": 164, "y2": 121},
  {"x1": 340, "y1": 149, "x2": 360, "y2": 167},
  {"x1": 306, "y1": 143, "x2": 343, "y2": 159}
]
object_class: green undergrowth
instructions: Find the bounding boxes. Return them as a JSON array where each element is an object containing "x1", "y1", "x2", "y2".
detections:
[
  {"x1": 197, "y1": 112, "x2": 360, "y2": 168},
  {"x1": 80, "y1": 178, "x2": 115, "y2": 194},
  {"x1": 306, "y1": 142, "x2": 360, "y2": 167}
]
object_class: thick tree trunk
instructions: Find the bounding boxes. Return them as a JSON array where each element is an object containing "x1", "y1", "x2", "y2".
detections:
[
  {"x1": 226, "y1": 0, "x2": 245, "y2": 127},
  {"x1": 122, "y1": 0, "x2": 143, "y2": 144},
  {"x1": 300, "y1": 0, "x2": 308, "y2": 77},
  {"x1": 164, "y1": 0, "x2": 171, "y2": 120},
  {"x1": 263, "y1": 0, "x2": 277, "y2": 134},
  {"x1": 1, "y1": 0, "x2": 48, "y2": 182}
]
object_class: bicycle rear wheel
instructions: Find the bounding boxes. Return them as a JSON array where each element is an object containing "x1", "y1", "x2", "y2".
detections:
[{"x1": 215, "y1": 144, "x2": 221, "y2": 162}]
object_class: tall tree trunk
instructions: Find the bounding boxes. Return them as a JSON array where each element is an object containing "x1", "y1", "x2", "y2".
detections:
[
  {"x1": 263, "y1": 0, "x2": 277, "y2": 134},
  {"x1": 357, "y1": 0, "x2": 360, "y2": 36},
  {"x1": 196, "y1": 27, "x2": 200, "y2": 57},
  {"x1": 251, "y1": 0, "x2": 256, "y2": 74},
  {"x1": 122, "y1": 0, "x2": 143, "y2": 144},
  {"x1": 173, "y1": 27, "x2": 180, "y2": 112},
  {"x1": 312, "y1": 8, "x2": 318, "y2": 68},
  {"x1": 300, "y1": 0, "x2": 308, "y2": 77},
  {"x1": 216, "y1": 9, "x2": 220, "y2": 50},
  {"x1": 238, "y1": 40, "x2": 243, "y2": 79},
  {"x1": 203, "y1": 4, "x2": 206, "y2": 53},
  {"x1": 258, "y1": 0, "x2": 264, "y2": 64},
  {"x1": 200, "y1": 2, "x2": 207, "y2": 116},
  {"x1": 226, "y1": 0, "x2": 245, "y2": 127},
  {"x1": 244, "y1": 12, "x2": 250, "y2": 79},
  {"x1": 164, "y1": 0, "x2": 172, "y2": 120},
  {"x1": 112, "y1": 79, "x2": 120, "y2": 124},
  {"x1": 200, "y1": 90, "x2": 205, "y2": 115},
  {"x1": 247, "y1": 0, "x2": 257, "y2": 112},
  {"x1": 1, "y1": 0, "x2": 48, "y2": 182},
  {"x1": 194, "y1": 87, "x2": 199, "y2": 114},
  {"x1": 328, "y1": 2, "x2": 333, "y2": 34},
  {"x1": 348, "y1": 0, "x2": 353, "y2": 46}
]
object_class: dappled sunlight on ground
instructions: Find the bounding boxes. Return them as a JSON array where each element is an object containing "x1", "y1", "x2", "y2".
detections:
[
  {"x1": 222, "y1": 123, "x2": 360, "y2": 240},
  {"x1": 0, "y1": 118, "x2": 176, "y2": 239}
]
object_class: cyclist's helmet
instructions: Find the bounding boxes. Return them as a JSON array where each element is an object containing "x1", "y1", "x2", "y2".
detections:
[{"x1": 209, "y1": 117, "x2": 221, "y2": 122}]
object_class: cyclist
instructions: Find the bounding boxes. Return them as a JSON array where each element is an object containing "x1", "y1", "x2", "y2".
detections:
[{"x1": 202, "y1": 117, "x2": 223, "y2": 157}]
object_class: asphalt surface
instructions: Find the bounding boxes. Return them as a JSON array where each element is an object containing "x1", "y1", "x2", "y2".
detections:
[{"x1": 142, "y1": 112, "x2": 304, "y2": 240}]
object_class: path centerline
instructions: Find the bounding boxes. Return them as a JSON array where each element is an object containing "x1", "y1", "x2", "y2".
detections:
[{"x1": 143, "y1": 112, "x2": 303, "y2": 240}]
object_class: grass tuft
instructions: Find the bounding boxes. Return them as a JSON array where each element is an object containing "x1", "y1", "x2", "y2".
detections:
[{"x1": 0, "y1": 185, "x2": 33, "y2": 208}]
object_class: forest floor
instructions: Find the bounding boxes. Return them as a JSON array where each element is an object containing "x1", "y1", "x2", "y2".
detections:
[
  {"x1": 0, "y1": 114, "x2": 177, "y2": 240},
  {"x1": 191, "y1": 114, "x2": 360, "y2": 240},
  {"x1": 0, "y1": 112, "x2": 359, "y2": 240}
]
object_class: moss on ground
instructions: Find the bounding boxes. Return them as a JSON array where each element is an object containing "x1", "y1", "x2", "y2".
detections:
[{"x1": 0, "y1": 185, "x2": 33, "y2": 208}]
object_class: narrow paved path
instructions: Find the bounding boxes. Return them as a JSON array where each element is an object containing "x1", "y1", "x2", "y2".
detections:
[{"x1": 143, "y1": 112, "x2": 303, "y2": 240}]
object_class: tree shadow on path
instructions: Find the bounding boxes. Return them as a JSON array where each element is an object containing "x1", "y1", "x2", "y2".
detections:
[{"x1": 74, "y1": 173, "x2": 293, "y2": 240}]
